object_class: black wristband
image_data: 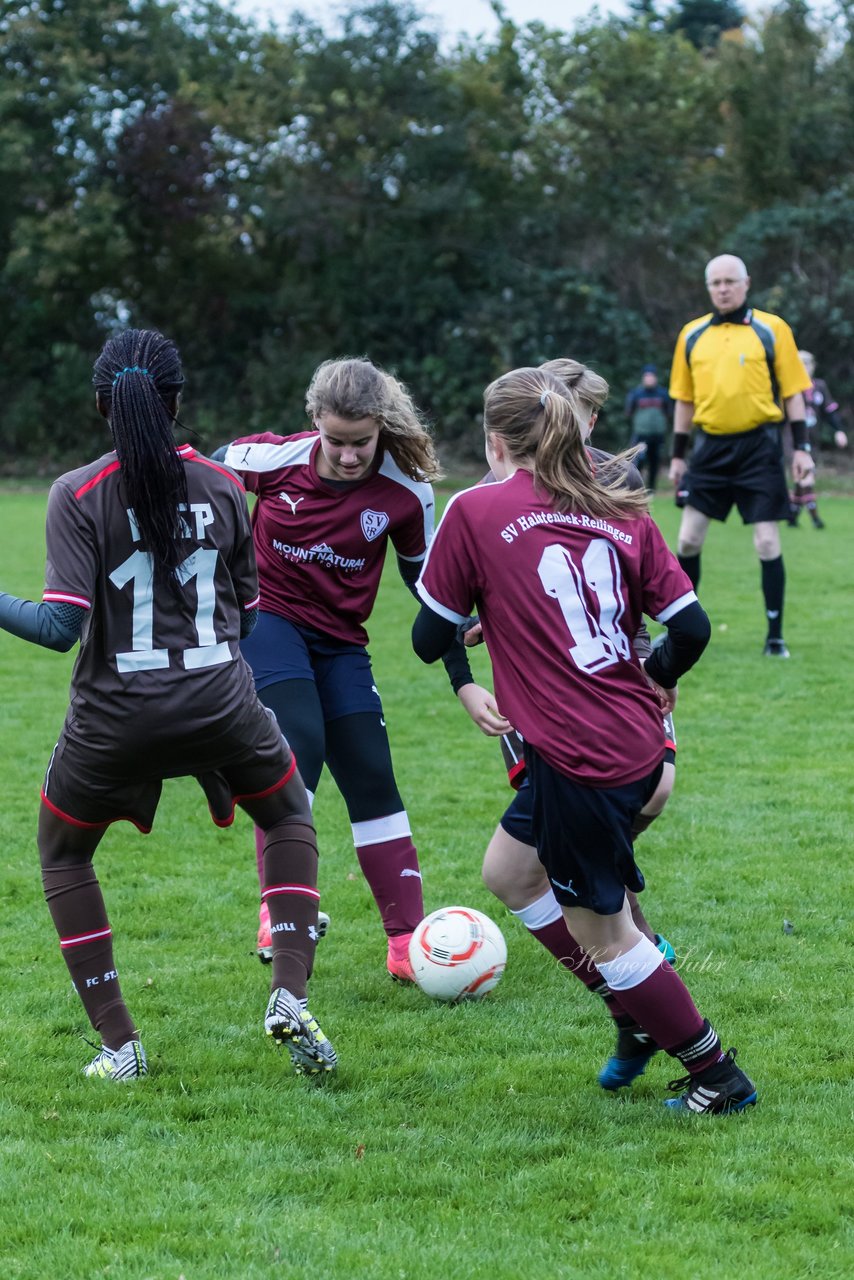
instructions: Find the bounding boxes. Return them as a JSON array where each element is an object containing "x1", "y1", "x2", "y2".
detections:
[
  {"x1": 671, "y1": 433, "x2": 689, "y2": 460},
  {"x1": 790, "y1": 420, "x2": 809, "y2": 450}
]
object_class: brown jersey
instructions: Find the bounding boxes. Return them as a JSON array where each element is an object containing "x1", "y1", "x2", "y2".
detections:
[{"x1": 43, "y1": 445, "x2": 260, "y2": 771}]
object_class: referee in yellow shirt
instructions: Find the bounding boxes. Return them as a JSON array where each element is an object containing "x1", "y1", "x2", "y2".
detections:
[{"x1": 668, "y1": 254, "x2": 813, "y2": 657}]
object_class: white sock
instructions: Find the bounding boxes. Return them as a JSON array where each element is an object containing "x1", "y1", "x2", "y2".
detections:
[{"x1": 511, "y1": 889, "x2": 562, "y2": 932}]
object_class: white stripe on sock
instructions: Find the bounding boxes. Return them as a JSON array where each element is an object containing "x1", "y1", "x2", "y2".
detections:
[
  {"x1": 351, "y1": 812, "x2": 411, "y2": 847},
  {"x1": 596, "y1": 936, "x2": 663, "y2": 991},
  {"x1": 511, "y1": 889, "x2": 562, "y2": 931}
]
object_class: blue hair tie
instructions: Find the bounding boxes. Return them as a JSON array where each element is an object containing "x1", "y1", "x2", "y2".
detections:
[{"x1": 112, "y1": 365, "x2": 153, "y2": 387}]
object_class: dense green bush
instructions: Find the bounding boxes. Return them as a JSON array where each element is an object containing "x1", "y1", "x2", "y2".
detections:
[{"x1": 1, "y1": 0, "x2": 852, "y2": 466}]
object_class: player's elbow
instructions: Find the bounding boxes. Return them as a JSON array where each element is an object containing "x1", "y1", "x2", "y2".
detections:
[
  {"x1": 48, "y1": 632, "x2": 78, "y2": 653},
  {"x1": 696, "y1": 608, "x2": 712, "y2": 655},
  {"x1": 671, "y1": 601, "x2": 711, "y2": 660},
  {"x1": 412, "y1": 607, "x2": 457, "y2": 664},
  {"x1": 412, "y1": 624, "x2": 441, "y2": 665}
]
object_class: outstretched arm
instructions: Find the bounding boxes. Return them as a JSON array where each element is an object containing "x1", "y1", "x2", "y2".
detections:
[{"x1": 0, "y1": 593, "x2": 83, "y2": 652}]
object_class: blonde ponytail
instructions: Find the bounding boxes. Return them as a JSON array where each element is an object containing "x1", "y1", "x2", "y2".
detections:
[{"x1": 484, "y1": 368, "x2": 648, "y2": 518}]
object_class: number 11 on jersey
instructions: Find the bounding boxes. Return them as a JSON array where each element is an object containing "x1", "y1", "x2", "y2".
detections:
[
  {"x1": 109, "y1": 547, "x2": 230, "y2": 674},
  {"x1": 537, "y1": 539, "x2": 631, "y2": 674}
]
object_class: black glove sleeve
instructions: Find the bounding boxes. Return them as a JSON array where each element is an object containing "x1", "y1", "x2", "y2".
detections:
[
  {"x1": 644, "y1": 600, "x2": 710, "y2": 688},
  {"x1": 413, "y1": 603, "x2": 460, "y2": 665},
  {"x1": 399, "y1": 555, "x2": 474, "y2": 691}
]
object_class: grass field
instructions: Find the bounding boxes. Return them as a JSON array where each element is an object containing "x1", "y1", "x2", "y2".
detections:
[{"x1": 1, "y1": 485, "x2": 853, "y2": 1280}]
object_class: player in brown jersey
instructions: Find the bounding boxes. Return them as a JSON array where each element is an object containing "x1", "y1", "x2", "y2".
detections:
[
  {"x1": 0, "y1": 330, "x2": 336, "y2": 1081},
  {"x1": 451, "y1": 359, "x2": 681, "y2": 1091},
  {"x1": 214, "y1": 358, "x2": 469, "y2": 983},
  {"x1": 414, "y1": 366, "x2": 757, "y2": 1115}
]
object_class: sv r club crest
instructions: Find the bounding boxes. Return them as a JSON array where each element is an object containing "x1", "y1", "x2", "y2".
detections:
[{"x1": 360, "y1": 509, "x2": 389, "y2": 541}]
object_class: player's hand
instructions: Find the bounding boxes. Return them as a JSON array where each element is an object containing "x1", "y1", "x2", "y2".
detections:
[
  {"x1": 834, "y1": 430, "x2": 848, "y2": 449},
  {"x1": 457, "y1": 683, "x2": 512, "y2": 736},
  {"x1": 668, "y1": 456, "x2": 687, "y2": 487},
  {"x1": 462, "y1": 621, "x2": 484, "y2": 647},
  {"x1": 641, "y1": 663, "x2": 678, "y2": 714},
  {"x1": 791, "y1": 448, "x2": 815, "y2": 483}
]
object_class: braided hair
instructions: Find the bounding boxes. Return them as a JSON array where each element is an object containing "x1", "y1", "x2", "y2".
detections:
[{"x1": 92, "y1": 330, "x2": 188, "y2": 588}]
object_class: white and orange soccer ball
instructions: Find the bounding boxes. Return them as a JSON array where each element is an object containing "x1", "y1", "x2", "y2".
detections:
[{"x1": 408, "y1": 906, "x2": 507, "y2": 1002}]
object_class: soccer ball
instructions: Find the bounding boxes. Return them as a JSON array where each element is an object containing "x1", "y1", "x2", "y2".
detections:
[{"x1": 408, "y1": 906, "x2": 507, "y2": 1002}]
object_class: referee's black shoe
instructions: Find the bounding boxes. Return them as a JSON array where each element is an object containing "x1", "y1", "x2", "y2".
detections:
[{"x1": 763, "y1": 638, "x2": 790, "y2": 658}]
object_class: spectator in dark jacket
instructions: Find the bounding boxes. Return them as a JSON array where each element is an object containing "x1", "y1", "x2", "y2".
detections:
[{"x1": 625, "y1": 365, "x2": 671, "y2": 492}]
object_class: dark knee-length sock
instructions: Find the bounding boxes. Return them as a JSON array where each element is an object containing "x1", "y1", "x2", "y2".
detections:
[
  {"x1": 42, "y1": 863, "x2": 137, "y2": 1050},
  {"x1": 761, "y1": 556, "x2": 785, "y2": 640},
  {"x1": 262, "y1": 818, "x2": 320, "y2": 999},
  {"x1": 677, "y1": 553, "x2": 701, "y2": 589}
]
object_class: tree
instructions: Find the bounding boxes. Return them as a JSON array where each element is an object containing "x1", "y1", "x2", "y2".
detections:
[{"x1": 666, "y1": 0, "x2": 744, "y2": 49}]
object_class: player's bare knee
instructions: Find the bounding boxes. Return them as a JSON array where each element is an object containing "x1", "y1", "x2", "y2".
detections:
[
  {"x1": 677, "y1": 535, "x2": 704, "y2": 558},
  {"x1": 483, "y1": 832, "x2": 547, "y2": 909},
  {"x1": 481, "y1": 843, "x2": 512, "y2": 900},
  {"x1": 755, "y1": 534, "x2": 780, "y2": 559}
]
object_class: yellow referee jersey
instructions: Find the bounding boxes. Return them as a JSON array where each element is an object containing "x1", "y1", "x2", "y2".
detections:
[{"x1": 669, "y1": 308, "x2": 811, "y2": 435}]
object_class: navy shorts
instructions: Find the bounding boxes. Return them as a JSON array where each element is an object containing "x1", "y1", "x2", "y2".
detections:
[
  {"x1": 500, "y1": 778, "x2": 535, "y2": 844},
  {"x1": 683, "y1": 425, "x2": 791, "y2": 524},
  {"x1": 240, "y1": 611, "x2": 383, "y2": 721},
  {"x1": 525, "y1": 746, "x2": 664, "y2": 916},
  {"x1": 500, "y1": 738, "x2": 675, "y2": 843}
]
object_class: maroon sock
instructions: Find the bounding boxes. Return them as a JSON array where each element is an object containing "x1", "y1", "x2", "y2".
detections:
[
  {"x1": 262, "y1": 818, "x2": 320, "y2": 1000},
  {"x1": 42, "y1": 863, "x2": 137, "y2": 1050},
  {"x1": 529, "y1": 918, "x2": 629, "y2": 1020},
  {"x1": 609, "y1": 964, "x2": 722, "y2": 1075},
  {"x1": 353, "y1": 831, "x2": 424, "y2": 936},
  {"x1": 670, "y1": 1018, "x2": 724, "y2": 1076}
]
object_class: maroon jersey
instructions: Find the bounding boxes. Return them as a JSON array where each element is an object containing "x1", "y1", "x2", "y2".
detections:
[
  {"x1": 418, "y1": 469, "x2": 696, "y2": 786},
  {"x1": 43, "y1": 444, "x2": 260, "y2": 756},
  {"x1": 221, "y1": 432, "x2": 435, "y2": 644}
]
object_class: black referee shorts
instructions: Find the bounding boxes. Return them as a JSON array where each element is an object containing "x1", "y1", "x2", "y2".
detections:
[{"x1": 683, "y1": 425, "x2": 791, "y2": 524}]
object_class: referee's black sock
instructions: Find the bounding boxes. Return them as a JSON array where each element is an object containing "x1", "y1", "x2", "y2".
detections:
[
  {"x1": 677, "y1": 553, "x2": 700, "y2": 589},
  {"x1": 761, "y1": 556, "x2": 785, "y2": 640}
]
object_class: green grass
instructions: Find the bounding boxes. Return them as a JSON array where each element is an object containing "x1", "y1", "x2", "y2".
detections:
[{"x1": 1, "y1": 486, "x2": 853, "y2": 1280}]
